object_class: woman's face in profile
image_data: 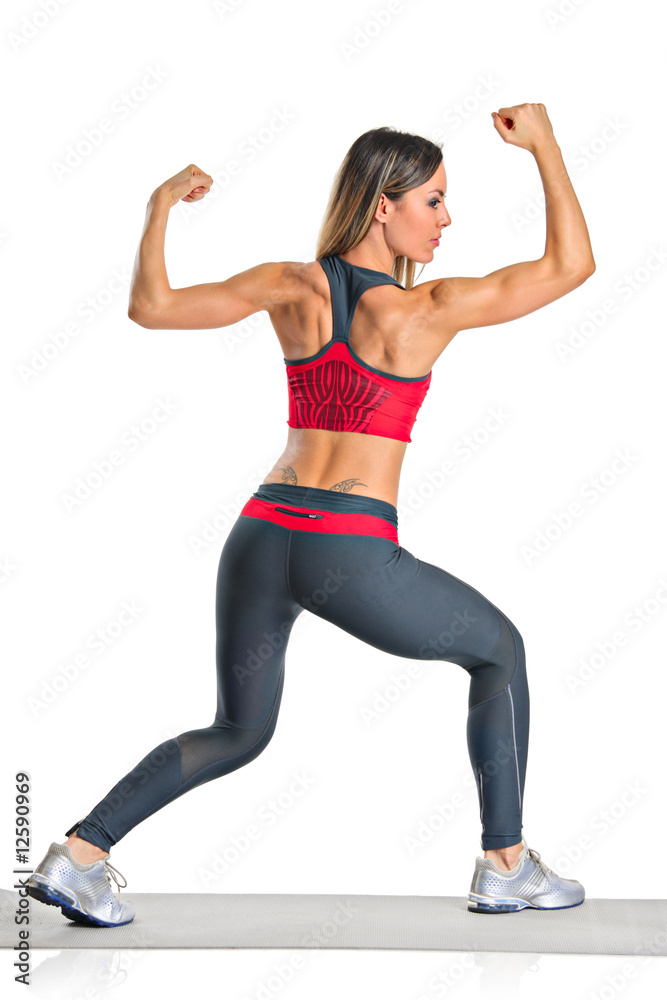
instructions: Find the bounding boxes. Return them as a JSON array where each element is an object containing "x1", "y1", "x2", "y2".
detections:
[{"x1": 383, "y1": 162, "x2": 450, "y2": 264}]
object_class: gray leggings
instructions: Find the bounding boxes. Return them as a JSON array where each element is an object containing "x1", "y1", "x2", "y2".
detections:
[{"x1": 67, "y1": 483, "x2": 529, "y2": 852}]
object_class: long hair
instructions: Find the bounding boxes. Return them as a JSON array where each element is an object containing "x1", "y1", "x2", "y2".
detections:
[{"x1": 315, "y1": 127, "x2": 444, "y2": 290}]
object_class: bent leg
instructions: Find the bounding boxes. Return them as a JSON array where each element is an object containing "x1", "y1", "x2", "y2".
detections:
[
  {"x1": 67, "y1": 517, "x2": 303, "y2": 852},
  {"x1": 288, "y1": 532, "x2": 529, "y2": 850}
]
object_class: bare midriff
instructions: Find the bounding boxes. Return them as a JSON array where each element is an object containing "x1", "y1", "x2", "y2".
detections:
[{"x1": 261, "y1": 426, "x2": 407, "y2": 508}]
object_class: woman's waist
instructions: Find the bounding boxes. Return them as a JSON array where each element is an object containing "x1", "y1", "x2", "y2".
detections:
[
  {"x1": 265, "y1": 433, "x2": 404, "y2": 507},
  {"x1": 261, "y1": 472, "x2": 399, "y2": 509},
  {"x1": 253, "y1": 482, "x2": 398, "y2": 527}
]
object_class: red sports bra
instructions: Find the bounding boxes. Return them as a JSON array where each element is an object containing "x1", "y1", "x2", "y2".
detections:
[{"x1": 283, "y1": 254, "x2": 432, "y2": 443}]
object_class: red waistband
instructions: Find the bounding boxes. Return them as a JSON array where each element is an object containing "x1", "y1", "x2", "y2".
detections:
[{"x1": 240, "y1": 497, "x2": 399, "y2": 545}]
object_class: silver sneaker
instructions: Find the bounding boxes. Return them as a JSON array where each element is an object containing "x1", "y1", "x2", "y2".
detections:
[
  {"x1": 468, "y1": 838, "x2": 585, "y2": 913},
  {"x1": 27, "y1": 842, "x2": 135, "y2": 927}
]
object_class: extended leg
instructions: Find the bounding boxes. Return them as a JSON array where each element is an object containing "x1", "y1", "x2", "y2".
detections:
[{"x1": 65, "y1": 516, "x2": 303, "y2": 852}]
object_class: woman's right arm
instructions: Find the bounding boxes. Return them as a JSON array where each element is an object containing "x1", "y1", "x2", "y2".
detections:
[
  {"x1": 427, "y1": 104, "x2": 596, "y2": 340},
  {"x1": 128, "y1": 165, "x2": 295, "y2": 330}
]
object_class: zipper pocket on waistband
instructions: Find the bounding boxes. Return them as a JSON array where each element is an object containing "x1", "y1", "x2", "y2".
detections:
[{"x1": 274, "y1": 506, "x2": 324, "y2": 519}]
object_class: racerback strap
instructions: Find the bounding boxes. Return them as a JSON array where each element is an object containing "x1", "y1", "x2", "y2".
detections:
[{"x1": 318, "y1": 254, "x2": 404, "y2": 344}]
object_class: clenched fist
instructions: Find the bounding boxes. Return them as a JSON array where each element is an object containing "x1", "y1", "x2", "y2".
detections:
[
  {"x1": 152, "y1": 164, "x2": 213, "y2": 208},
  {"x1": 491, "y1": 103, "x2": 556, "y2": 154}
]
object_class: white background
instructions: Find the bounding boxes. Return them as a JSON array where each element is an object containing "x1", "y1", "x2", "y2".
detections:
[{"x1": 2, "y1": 0, "x2": 666, "y2": 996}]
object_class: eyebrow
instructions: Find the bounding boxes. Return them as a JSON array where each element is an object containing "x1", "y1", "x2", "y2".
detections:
[{"x1": 428, "y1": 189, "x2": 447, "y2": 196}]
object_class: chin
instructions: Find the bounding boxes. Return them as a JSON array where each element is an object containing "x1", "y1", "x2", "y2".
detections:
[{"x1": 400, "y1": 248, "x2": 434, "y2": 265}]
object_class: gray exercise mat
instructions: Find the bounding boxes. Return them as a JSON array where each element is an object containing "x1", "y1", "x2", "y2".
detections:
[{"x1": 2, "y1": 889, "x2": 666, "y2": 955}]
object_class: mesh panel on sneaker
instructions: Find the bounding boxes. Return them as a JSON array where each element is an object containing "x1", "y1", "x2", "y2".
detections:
[{"x1": 49, "y1": 842, "x2": 102, "y2": 871}]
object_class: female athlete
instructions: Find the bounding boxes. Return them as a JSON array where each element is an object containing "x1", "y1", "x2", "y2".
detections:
[{"x1": 28, "y1": 103, "x2": 595, "y2": 925}]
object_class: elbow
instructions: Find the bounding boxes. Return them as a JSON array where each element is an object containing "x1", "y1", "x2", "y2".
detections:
[
  {"x1": 559, "y1": 259, "x2": 596, "y2": 287},
  {"x1": 128, "y1": 304, "x2": 158, "y2": 328},
  {"x1": 544, "y1": 257, "x2": 596, "y2": 289},
  {"x1": 128, "y1": 307, "x2": 145, "y2": 327},
  {"x1": 572, "y1": 256, "x2": 596, "y2": 279}
]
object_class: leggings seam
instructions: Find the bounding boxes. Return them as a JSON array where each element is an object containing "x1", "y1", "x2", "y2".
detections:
[
  {"x1": 467, "y1": 657, "x2": 519, "y2": 712},
  {"x1": 508, "y1": 686, "x2": 522, "y2": 810},
  {"x1": 284, "y1": 529, "x2": 296, "y2": 603},
  {"x1": 472, "y1": 685, "x2": 522, "y2": 841}
]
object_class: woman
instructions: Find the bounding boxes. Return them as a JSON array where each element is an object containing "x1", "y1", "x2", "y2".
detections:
[{"x1": 28, "y1": 104, "x2": 595, "y2": 926}]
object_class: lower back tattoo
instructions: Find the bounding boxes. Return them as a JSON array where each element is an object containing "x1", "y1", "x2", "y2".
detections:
[{"x1": 277, "y1": 467, "x2": 368, "y2": 493}]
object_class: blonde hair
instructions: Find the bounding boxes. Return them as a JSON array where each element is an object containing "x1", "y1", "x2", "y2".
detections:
[{"x1": 315, "y1": 126, "x2": 444, "y2": 290}]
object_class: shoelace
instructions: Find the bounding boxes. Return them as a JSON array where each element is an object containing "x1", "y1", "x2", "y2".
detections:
[
  {"x1": 103, "y1": 859, "x2": 128, "y2": 896},
  {"x1": 525, "y1": 846, "x2": 557, "y2": 880}
]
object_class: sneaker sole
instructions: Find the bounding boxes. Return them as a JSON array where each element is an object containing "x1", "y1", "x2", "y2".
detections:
[
  {"x1": 468, "y1": 893, "x2": 585, "y2": 914},
  {"x1": 27, "y1": 877, "x2": 134, "y2": 927}
]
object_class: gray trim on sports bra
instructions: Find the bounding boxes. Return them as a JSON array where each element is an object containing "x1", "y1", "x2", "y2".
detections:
[{"x1": 283, "y1": 254, "x2": 431, "y2": 384}]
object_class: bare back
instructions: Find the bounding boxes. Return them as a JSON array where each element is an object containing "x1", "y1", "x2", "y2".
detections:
[{"x1": 262, "y1": 260, "x2": 457, "y2": 507}]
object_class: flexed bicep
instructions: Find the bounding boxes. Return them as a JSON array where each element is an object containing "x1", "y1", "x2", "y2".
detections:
[
  {"x1": 429, "y1": 257, "x2": 595, "y2": 337},
  {"x1": 129, "y1": 261, "x2": 298, "y2": 330}
]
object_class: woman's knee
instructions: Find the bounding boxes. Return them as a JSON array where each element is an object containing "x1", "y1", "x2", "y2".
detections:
[
  {"x1": 466, "y1": 608, "x2": 524, "y2": 707},
  {"x1": 177, "y1": 714, "x2": 278, "y2": 786}
]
